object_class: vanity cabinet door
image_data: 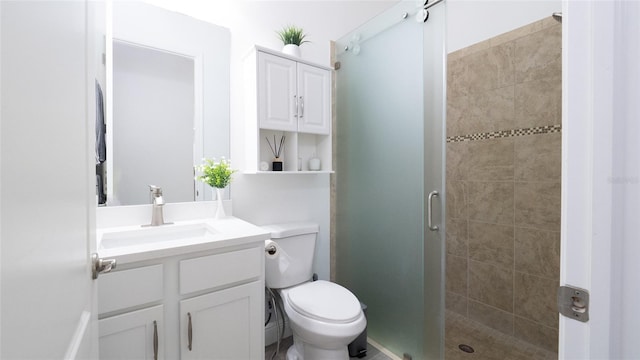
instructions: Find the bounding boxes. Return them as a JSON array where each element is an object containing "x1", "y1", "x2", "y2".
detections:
[
  {"x1": 180, "y1": 281, "x2": 263, "y2": 360},
  {"x1": 258, "y1": 52, "x2": 298, "y2": 132},
  {"x1": 99, "y1": 305, "x2": 164, "y2": 360}
]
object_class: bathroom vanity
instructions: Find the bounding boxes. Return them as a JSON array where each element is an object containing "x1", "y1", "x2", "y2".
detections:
[{"x1": 96, "y1": 215, "x2": 268, "y2": 360}]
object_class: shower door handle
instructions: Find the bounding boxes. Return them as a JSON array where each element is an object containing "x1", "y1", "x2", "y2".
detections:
[{"x1": 427, "y1": 191, "x2": 439, "y2": 231}]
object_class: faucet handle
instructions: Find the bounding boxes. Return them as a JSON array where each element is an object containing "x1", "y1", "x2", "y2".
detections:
[{"x1": 149, "y1": 184, "x2": 162, "y2": 196}]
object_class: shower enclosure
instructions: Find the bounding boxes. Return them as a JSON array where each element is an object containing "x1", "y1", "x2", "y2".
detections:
[{"x1": 335, "y1": 1, "x2": 446, "y2": 359}]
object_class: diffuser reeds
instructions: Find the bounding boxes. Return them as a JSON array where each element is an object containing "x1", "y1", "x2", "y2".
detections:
[{"x1": 266, "y1": 134, "x2": 285, "y2": 159}]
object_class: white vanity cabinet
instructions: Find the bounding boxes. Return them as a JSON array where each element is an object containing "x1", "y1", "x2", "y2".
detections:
[
  {"x1": 97, "y1": 243, "x2": 264, "y2": 359},
  {"x1": 98, "y1": 264, "x2": 165, "y2": 359},
  {"x1": 99, "y1": 305, "x2": 164, "y2": 360},
  {"x1": 180, "y1": 282, "x2": 262, "y2": 359},
  {"x1": 245, "y1": 46, "x2": 332, "y2": 173},
  {"x1": 178, "y1": 247, "x2": 264, "y2": 359}
]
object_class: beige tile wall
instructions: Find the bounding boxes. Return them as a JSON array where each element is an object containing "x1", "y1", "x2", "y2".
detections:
[{"x1": 445, "y1": 17, "x2": 561, "y2": 353}]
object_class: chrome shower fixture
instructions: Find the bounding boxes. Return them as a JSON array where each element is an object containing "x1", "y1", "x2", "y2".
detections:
[
  {"x1": 416, "y1": 0, "x2": 444, "y2": 23},
  {"x1": 344, "y1": 33, "x2": 362, "y2": 55},
  {"x1": 552, "y1": 12, "x2": 562, "y2": 23}
]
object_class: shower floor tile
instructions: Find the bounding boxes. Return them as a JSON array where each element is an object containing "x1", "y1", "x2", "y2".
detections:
[
  {"x1": 445, "y1": 311, "x2": 557, "y2": 360},
  {"x1": 265, "y1": 336, "x2": 393, "y2": 360}
]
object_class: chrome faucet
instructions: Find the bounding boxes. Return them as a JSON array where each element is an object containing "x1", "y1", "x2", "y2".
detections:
[{"x1": 147, "y1": 185, "x2": 171, "y2": 226}]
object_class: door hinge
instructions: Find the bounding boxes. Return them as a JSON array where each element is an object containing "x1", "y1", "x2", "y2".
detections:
[{"x1": 558, "y1": 285, "x2": 589, "y2": 322}]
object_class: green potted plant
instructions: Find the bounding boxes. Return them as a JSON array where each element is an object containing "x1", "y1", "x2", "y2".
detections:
[
  {"x1": 195, "y1": 157, "x2": 236, "y2": 219},
  {"x1": 276, "y1": 25, "x2": 309, "y2": 57}
]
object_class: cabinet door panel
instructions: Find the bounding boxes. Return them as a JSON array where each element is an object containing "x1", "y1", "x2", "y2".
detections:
[
  {"x1": 297, "y1": 63, "x2": 331, "y2": 135},
  {"x1": 99, "y1": 305, "x2": 164, "y2": 360},
  {"x1": 258, "y1": 52, "x2": 297, "y2": 132},
  {"x1": 180, "y1": 281, "x2": 263, "y2": 359}
]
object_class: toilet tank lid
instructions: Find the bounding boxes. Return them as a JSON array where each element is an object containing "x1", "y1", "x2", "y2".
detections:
[{"x1": 261, "y1": 222, "x2": 319, "y2": 238}]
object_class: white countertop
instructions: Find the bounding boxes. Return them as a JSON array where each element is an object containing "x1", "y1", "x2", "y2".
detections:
[{"x1": 97, "y1": 216, "x2": 270, "y2": 265}]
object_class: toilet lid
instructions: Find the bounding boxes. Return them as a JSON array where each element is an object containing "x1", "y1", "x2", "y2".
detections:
[{"x1": 286, "y1": 280, "x2": 362, "y2": 323}]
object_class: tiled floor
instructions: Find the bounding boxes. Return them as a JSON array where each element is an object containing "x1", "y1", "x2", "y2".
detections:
[
  {"x1": 445, "y1": 311, "x2": 557, "y2": 360},
  {"x1": 265, "y1": 336, "x2": 393, "y2": 360},
  {"x1": 265, "y1": 311, "x2": 557, "y2": 360}
]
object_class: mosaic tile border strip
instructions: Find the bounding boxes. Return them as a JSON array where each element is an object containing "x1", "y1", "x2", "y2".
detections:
[{"x1": 446, "y1": 124, "x2": 562, "y2": 143}]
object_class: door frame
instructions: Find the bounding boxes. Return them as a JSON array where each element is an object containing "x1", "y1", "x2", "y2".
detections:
[{"x1": 560, "y1": 0, "x2": 639, "y2": 358}]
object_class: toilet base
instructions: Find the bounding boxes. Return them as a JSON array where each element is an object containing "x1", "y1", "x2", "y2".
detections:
[{"x1": 285, "y1": 335, "x2": 349, "y2": 360}]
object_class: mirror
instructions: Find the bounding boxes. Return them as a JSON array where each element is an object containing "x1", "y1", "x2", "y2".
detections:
[{"x1": 98, "y1": 1, "x2": 230, "y2": 206}]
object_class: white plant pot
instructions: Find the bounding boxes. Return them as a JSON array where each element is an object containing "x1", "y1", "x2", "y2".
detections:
[
  {"x1": 282, "y1": 44, "x2": 301, "y2": 57},
  {"x1": 214, "y1": 187, "x2": 226, "y2": 219}
]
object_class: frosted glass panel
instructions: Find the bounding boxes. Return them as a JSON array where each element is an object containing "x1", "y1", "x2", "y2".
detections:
[{"x1": 336, "y1": 2, "x2": 445, "y2": 359}]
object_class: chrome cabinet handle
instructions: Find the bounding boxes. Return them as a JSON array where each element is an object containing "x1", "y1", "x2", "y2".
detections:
[
  {"x1": 299, "y1": 96, "x2": 304, "y2": 118},
  {"x1": 91, "y1": 253, "x2": 116, "y2": 280},
  {"x1": 153, "y1": 320, "x2": 158, "y2": 360},
  {"x1": 187, "y1": 312, "x2": 193, "y2": 351},
  {"x1": 427, "y1": 191, "x2": 439, "y2": 231},
  {"x1": 293, "y1": 95, "x2": 298, "y2": 118}
]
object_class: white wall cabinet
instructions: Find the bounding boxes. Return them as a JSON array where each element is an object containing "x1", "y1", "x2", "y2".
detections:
[
  {"x1": 257, "y1": 53, "x2": 298, "y2": 132},
  {"x1": 98, "y1": 243, "x2": 264, "y2": 359},
  {"x1": 296, "y1": 63, "x2": 331, "y2": 134},
  {"x1": 245, "y1": 46, "x2": 332, "y2": 173}
]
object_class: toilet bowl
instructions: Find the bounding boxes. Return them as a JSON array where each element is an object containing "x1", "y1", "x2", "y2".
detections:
[
  {"x1": 262, "y1": 222, "x2": 366, "y2": 360},
  {"x1": 281, "y1": 281, "x2": 366, "y2": 359}
]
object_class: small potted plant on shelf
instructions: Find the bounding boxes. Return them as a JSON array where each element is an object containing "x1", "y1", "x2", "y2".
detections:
[
  {"x1": 195, "y1": 157, "x2": 236, "y2": 219},
  {"x1": 276, "y1": 24, "x2": 309, "y2": 57}
]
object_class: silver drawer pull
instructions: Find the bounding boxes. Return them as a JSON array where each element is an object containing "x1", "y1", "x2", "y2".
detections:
[
  {"x1": 299, "y1": 96, "x2": 304, "y2": 118},
  {"x1": 153, "y1": 320, "x2": 158, "y2": 360},
  {"x1": 187, "y1": 312, "x2": 193, "y2": 351}
]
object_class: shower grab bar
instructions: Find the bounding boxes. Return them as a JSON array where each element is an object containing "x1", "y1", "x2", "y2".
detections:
[{"x1": 427, "y1": 191, "x2": 439, "y2": 231}]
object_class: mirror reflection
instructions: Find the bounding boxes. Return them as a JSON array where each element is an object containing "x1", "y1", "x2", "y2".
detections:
[
  {"x1": 98, "y1": 1, "x2": 230, "y2": 206},
  {"x1": 112, "y1": 41, "x2": 195, "y2": 205}
]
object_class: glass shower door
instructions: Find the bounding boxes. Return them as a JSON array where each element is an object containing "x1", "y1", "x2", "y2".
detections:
[{"x1": 335, "y1": 2, "x2": 446, "y2": 359}]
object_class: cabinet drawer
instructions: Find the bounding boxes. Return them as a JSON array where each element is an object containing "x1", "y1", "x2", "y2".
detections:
[
  {"x1": 99, "y1": 264, "x2": 164, "y2": 314},
  {"x1": 179, "y1": 247, "x2": 262, "y2": 295}
]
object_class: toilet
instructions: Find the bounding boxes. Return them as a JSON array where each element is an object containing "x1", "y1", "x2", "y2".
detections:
[{"x1": 263, "y1": 222, "x2": 366, "y2": 360}]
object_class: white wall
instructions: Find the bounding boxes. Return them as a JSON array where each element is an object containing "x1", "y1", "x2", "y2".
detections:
[
  {"x1": 145, "y1": 0, "x2": 396, "y2": 280},
  {"x1": 447, "y1": 0, "x2": 560, "y2": 52}
]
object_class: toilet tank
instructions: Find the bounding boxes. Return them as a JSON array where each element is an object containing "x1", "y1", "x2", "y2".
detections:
[{"x1": 262, "y1": 222, "x2": 319, "y2": 289}]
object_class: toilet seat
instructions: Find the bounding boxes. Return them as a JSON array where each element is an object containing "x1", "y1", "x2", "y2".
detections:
[{"x1": 286, "y1": 280, "x2": 362, "y2": 324}]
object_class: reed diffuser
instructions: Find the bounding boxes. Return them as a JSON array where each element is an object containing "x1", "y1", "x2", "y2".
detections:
[{"x1": 266, "y1": 134, "x2": 285, "y2": 171}]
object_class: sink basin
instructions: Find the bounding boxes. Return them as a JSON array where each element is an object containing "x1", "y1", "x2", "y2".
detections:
[
  {"x1": 99, "y1": 222, "x2": 217, "y2": 250},
  {"x1": 96, "y1": 216, "x2": 271, "y2": 265}
]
